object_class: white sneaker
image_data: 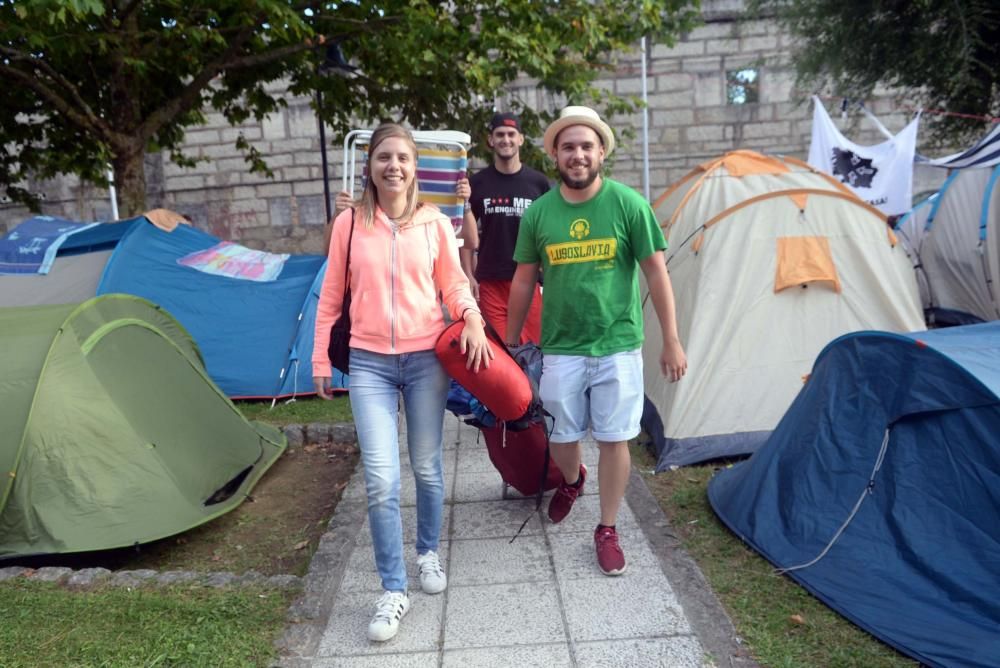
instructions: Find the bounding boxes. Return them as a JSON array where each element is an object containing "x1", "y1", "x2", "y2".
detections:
[
  {"x1": 367, "y1": 590, "x2": 410, "y2": 642},
  {"x1": 416, "y1": 550, "x2": 447, "y2": 594}
]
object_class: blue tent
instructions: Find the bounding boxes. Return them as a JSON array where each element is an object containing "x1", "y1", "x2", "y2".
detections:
[
  {"x1": 708, "y1": 322, "x2": 1000, "y2": 667},
  {"x1": 96, "y1": 221, "x2": 344, "y2": 398}
]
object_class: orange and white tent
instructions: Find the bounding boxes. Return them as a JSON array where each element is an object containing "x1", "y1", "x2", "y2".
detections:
[{"x1": 643, "y1": 150, "x2": 924, "y2": 469}]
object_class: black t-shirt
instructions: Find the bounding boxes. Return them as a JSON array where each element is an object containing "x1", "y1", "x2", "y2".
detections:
[{"x1": 469, "y1": 164, "x2": 550, "y2": 281}]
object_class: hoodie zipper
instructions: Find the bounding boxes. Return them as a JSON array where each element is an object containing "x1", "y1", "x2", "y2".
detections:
[{"x1": 389, "y1": 219, "x2": 398, "y2": 352}]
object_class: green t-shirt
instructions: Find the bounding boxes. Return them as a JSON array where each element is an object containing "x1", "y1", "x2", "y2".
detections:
[{"x1": 513, "y1": 178, "x2": 667, "y2": 356}]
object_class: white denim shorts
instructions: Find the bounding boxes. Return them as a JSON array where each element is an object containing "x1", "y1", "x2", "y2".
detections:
[{"x1": 539, "y1": 349, "x2": 644, "y2": 443}]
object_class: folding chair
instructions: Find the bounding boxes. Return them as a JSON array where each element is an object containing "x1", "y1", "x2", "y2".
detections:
[{"x1": 342, "y1": 129, "x2": 471, "y2": 235}]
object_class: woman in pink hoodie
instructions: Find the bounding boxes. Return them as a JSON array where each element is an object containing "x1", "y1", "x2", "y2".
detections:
[{"x1": 313, "y1": 123, "x2": 491, "y2": 642}]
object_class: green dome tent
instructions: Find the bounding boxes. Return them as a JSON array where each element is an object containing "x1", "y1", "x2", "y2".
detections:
[{"x1": 0, "y1": 294, "x2": 286, "y2": 558}]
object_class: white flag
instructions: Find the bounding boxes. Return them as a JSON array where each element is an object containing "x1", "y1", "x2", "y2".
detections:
[{"x1": 807, "y1": 96, "x2": 919, "y2": 215}]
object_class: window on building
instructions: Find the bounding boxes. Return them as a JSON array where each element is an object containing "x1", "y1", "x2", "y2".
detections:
[{"x1": 726, "y1": 68, "x2": 759, "y2": 105}]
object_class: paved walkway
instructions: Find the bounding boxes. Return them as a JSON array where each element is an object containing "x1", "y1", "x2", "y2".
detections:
[{"x1": 277, "y1": 414, "x2": 754, "y2": 667}]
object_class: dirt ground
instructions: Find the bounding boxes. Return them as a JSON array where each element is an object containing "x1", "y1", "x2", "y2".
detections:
[{"x1": 6, "y1": 439, "x2": 359, "y2": 577}]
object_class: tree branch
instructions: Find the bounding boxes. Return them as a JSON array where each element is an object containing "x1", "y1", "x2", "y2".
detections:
[
  {"x1": 0, "y1": 59, "x2": 111, "y2": 141},
  {"x1": 136, "y1": 23, "x2": 260, "y2": 143},
  {"x1": 0, "y1": 46, "x2": 113, "y2": 137}
]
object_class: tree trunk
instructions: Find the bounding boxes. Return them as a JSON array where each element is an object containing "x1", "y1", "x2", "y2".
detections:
[{"x1": 113, "y1": 148, "x2": 147, "y2": 217}]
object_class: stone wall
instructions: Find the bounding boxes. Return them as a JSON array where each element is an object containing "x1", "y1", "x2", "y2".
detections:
[{"x1": 0, "y1": 3, "x2": 952, "y2": 250}]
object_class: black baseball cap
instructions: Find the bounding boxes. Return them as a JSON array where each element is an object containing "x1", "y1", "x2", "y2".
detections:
[{"x1": 489, "y1": 112, "x2": 522, "y2": 133}]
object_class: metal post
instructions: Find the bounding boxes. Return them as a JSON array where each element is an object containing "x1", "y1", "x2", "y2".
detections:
[
  {"x1": 640, "y1": 36, "x2": 651, "y2": 203},
  {"x1": 107, "y1": 166, "x2": 119, "y2": 220},
  {"x1": 316, "y1": 88, "x2": 332, "y2": 222}
]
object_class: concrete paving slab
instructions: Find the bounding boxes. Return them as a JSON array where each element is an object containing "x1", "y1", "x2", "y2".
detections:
[
  {"x1": 448, "y1": 535, "x2": 553, "y2": 586},
  {"x1": 309, "y1": 652, "x2": 439, "y2": 668},
  {"x1": 339, "y1": 541, "x2": 452, "y2": 594},
  {"x1": 545, "y1": 492, "x2": 641, "y2": 535},
  {"x1": 574, "y1": 637, "x2": 706, "y2": 667},
  {"x1": 442, "y1": 643, "x2": 573, "y2": 668},
  {"x1": 560, "y1": 573, "x2": 691, "y2": 642},
  {"x1": 451, "y1": 470, "x2": 510, "y2": 503},
  {"x1": 443, "y1": 582, "x2": 566, "y2": 650},
  {"x1": 548, "y1": 529, "x2": 662, "y2": 580},
  {"x1": 315, "y1": 589, "x2": 445, "y2": 657},
  {"x1": 449, "y1": 498, "x2": 543, "y2": 540}
]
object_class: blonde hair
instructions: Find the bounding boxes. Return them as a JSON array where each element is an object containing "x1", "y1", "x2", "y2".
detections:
[{"x1": 357, "y1": 123, "x2": 420, "y2": 229}]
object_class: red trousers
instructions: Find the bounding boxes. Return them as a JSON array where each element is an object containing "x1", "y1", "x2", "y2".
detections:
[{"x1": 478, "y1": 280, "x2": 542, "y2": 345}]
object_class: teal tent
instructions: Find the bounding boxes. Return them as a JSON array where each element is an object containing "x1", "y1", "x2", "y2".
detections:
[{"x1": 0, "y1": 294, "x2": 286, "y2": 558}]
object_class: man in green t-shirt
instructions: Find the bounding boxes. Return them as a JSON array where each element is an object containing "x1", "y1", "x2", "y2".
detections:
[{"x1": 506, "y1": 106, "x2": 687, "y2": 576}]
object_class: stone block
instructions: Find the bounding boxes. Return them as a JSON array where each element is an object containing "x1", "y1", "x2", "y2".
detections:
[
  {"x1": 67, "y1": 568, "x2": 112, "y2": 588},
  {"x1": 110, "y1": 570, "x2": 159, "y2": 587},
  {"x1": 268, "y1": 197, "x2": 293, "y2": 227},
  {"x1": 262, "y1": 112, "x2": 287, "y2": 141},
  {"x1": 690, "y1": 21, "x2": 737, "y2": 41},
  {"x1": 288, "y1": 104, "x2": 321, "y2": 139},
  {"x1": 167, "y1": 175, "x2": 205, "y2": 191},
  {"x1": 30, "y1": 567, "x2": 73, "y2": 583},
  {"x1": 646, "y1": 90, "x2": 694, "y2": 109},
  {"x1": 695, "y1": 73, "x2": 724, "y2": 107},
  {"x1": 681, "y1": 56, "x2": 722, "y2": 73},
  {"x1": 705, "y1": 38, "x2": 741, "y2": 56},
  {"x1": 283, "y1": 424, "x2": 306, "y2": 448},
  {"x1": 293, "y1": 180, "x2": 326, "y2": 197},
  {"x1": 685, "y1": 125, "x2": 727, "y2": 143},
  {"x1": 185, "y1": 129, "x2": 221, "y2": 145},
  {"x1": 204, "y1": 572, "x2": 237, "y2": 588},
  {"x1": 741, "y1": 35, "x2": 779, "y2": 53},
  {"x1": 281, "y1": 167, "x2": 312, "y2": 182},
  {"x1": 296, "y1": 194, "x2": 326, "y2": 226},
  {"x1": 305, "y1": 422, "x2": 333, "y2": 444},
  {"x1": 221, "y1": 126, "x2": 262, "y2": 143},
  {"x1": 652, "y1": 73, "x2": 693, "y2": 92},
  {"x1": 0, "y1": 566, "x2": 27, "y2": 581},
  {"x1": 256, "y1": 183, "x2": 293, "y2": 199},
  {"x1": 652, "y1": 109, "x2": 695, "y2": 126},
  {"x1": 652, "y1": 39, "x2": 705, "y2": 59}
]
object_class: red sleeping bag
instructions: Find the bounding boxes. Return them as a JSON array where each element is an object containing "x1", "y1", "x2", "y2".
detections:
[{"x1": 434, "y1": 320, "x2": 532, "y2": 421}]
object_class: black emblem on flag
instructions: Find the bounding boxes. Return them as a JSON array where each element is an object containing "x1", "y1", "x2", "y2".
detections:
[{"x1": 830, "y1": 148, "x2": 878, "y2": 188}]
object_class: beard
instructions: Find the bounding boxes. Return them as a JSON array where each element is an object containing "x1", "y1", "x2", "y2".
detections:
[{"x1": 558, "y1": 162, "x2": 601, "y2": 190}]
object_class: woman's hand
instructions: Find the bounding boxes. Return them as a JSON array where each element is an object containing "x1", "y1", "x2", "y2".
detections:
[
  {"x1": 314, "y1": 376, "x2": 334, "y2": 400},
  {"x1": 459, "y1": 312, "x2": 493, "y2": 372}
]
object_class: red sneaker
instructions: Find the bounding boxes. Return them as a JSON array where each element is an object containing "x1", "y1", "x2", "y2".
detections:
[
  {"x1": 547, "y1": 464, "x2": 587, "y2": 524},
  {"x1": 594, "y1": 525, "x2": 627, "y2": 576}
]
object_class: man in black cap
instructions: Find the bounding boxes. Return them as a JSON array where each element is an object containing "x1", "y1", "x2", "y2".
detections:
[{"x1": 456, "y1": 112, "x2": 550, "y2": 343}]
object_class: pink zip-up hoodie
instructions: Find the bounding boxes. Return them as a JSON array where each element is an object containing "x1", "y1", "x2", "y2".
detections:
[{"x1": 312, "y1": 204, "x2": 478, "y2": 377}]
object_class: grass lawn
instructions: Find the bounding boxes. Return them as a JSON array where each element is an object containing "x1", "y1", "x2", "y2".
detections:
[
  {"x1": 237, "y1": 394, "x2": 352, "y2": 425},
  {"x1": 0, "y1": 396, "x2": 357, "y2": 668},
  {"x1": 0, "y1": 580, "x2": 294, "y2": 668},
  {"x1": 631, "y1": 443, "x2": 917, "y2": 668}
]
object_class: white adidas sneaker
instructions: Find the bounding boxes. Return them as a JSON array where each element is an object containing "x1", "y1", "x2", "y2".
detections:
[
  {"x1": 416, "y1": 550, "x2": 447, "y2": 594},
  {"x1": 367, "y1": 590, "x2": 410, "y2": 642}
]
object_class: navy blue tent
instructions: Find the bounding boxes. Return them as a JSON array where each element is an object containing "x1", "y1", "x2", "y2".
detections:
[{"x1": 708, "y1": 322, "x2": 1000, "y2": 668}]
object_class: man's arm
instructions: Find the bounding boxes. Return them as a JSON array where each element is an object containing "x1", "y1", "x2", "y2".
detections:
[
  {"x1": 322, "y1": 190, "x2": 354, "y2": 253},
  {"x1": 456, "y1": 177, "x2": 479, "y2": 299},
  {"x1": 505, "y1": 262, "x2": 540, "y2": 344},
  {"x1": 639, "y1": 251, "x2": 687, "y2": 382}
]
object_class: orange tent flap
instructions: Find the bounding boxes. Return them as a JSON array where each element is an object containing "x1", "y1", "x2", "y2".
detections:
[
  {"x1": 707, "y1": 151, "x2": 791, "y2": 178},
  {"x1": 774, "y1": 236, "x2": 841, "y2": 294},
  {"x1": 788, "y1": 192, "x2": 809, "y2": 210},
  {"x1": 143, "y1": 208, "x2": 190, "y2": 232}
]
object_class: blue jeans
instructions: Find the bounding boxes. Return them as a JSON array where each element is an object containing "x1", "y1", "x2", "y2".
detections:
[{"x1": 348, "y1": 347, "x2": 448, "y2": 592}]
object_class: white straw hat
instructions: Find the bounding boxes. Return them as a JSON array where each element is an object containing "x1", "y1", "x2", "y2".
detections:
[{"x1": 543, "y1": 105, "x2": 615, "y2": 158}]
